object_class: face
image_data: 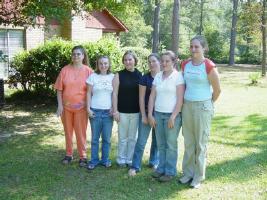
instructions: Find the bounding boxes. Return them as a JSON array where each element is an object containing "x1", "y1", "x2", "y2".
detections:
[
  {"x1": 72, "y1": 49, "x2": 84, "y2": 64},
  {"x1": 161, "y1": 55, "x2": 174, "y2": 72},
  {"x1": 148, "y1": 56, "x2": 160, "y2": 73},
  {"x1": 97, "y1": 57, "x2": 110, "y2": 74},
  {"x1": 123, "y1": 54, "x2": 135, "y2": 71},
  {"x1": 190, "y1": 39, "x2": 205, "y2": 59}
]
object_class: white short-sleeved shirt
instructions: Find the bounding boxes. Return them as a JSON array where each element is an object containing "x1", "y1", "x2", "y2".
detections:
[
  {"x1": 153, "y1": 70, "x2": 184, "y2": 113},
  {"x1": 86, "y1": 73, "x2": 114, "y2": 109}
]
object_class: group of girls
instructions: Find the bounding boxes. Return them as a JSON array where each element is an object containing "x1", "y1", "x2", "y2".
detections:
[{"x1": 54, "y1": 35, "x2": 221, "y2": 189}]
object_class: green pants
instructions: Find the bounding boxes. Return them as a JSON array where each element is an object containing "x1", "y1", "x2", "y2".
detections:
[{"x1": 181, "y1": 99, "x2": 214, "y2": 182}]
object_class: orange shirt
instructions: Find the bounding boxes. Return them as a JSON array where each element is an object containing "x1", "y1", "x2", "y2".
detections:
[{"x1": 54, "y1": 64, "x2": 93, "y2": 111}]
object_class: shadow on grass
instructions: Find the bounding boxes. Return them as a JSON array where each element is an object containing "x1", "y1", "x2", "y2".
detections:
[
  {"x1": 207, "y1": 114, "x2": 267, "y2": 183},
  {"x1": 0, "y1": 104, "x2": 188, "y2": 200}
]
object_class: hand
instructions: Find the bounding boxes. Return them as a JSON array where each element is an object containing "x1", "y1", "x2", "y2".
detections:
[
  {"x1": 167, "y1": 115, "x2": 175, "y2": 129},
  {"x1": 142, "y1": 115, "x2": 148, "y2": 125},
  {"x1": 56, "y1": 105, "x2": 63, "y2": 117},
  {"x1": 113, "y1": 112, "x2": 120, "y2": 122},
  {"x1": 109, "y1": 108, "x2": 113, "y2": 116},
  {"x1": 87, "y1": 108, "x2": 95, "y2": 118},
  {"x1": 148, "y1": 115, "x2": 156, "y2": 128}
]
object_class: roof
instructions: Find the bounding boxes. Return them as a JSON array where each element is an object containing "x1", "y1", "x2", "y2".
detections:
[{"x1": 85, "y1": 9, "x2": 128, "y2": 33}]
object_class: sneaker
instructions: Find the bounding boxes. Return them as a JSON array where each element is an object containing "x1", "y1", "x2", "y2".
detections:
[
  {"x1": 159, "y1": 175, "x2": 174, "y2": 182},
  {"x1": 61, "y1": 156, "x2": 73, "y2": 165},
  {"x1": 151, "y1": 171, "x2": 164, "y2": 178},
  {"x1": 190, "y1": 179, "x2": 201, "y2": 189},
  {"x1": 87, "y1": 163, "x2": 96, "y2": 170},
  {"x1": 79, "y1": 158, "x2": 88, "y2": 167},
  {"x1": 128, "y1": 168, "x2": 137, "y2": 177},
  {"x1": 179, "y1": 176, "x2": 192, "y2": 184},
  {"x1": 117, "y1": 163, "x2": 127, "y2": 168},
  {"x1": 102, "y1": 162, "x2": 112, "y2": 168}
]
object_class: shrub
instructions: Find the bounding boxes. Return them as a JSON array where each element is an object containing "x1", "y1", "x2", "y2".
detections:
[
  {"x1": 9, "y1": 37, "x2": 122, "y2": 93},
  {"x1": 248, "y1": 72, "x2": 261, "y2": 85}
]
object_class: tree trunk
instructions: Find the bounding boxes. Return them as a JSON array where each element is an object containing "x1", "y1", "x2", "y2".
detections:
[
  {"x1": 199, "y1": 0, "x2": 204, "y2": 35},
  {"x1": 262, "y1": 0, "x2": 266, "y2": 77},
  {"x1": 171, "y1": 0, "x2": 180, "y2": 56},
  {"x1": 229, "y1": 0, "x2": 238, "y2": 66},
  {"x1": 152, "y1": 0, "x2": 161, "y2": 53}
]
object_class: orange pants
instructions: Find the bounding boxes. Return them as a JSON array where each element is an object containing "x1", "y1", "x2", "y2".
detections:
[{"x1": 61, "y1": 108, "x2": 88, "y2": 159}]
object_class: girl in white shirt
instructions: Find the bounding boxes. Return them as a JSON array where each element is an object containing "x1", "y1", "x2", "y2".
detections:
[
  {"x1": 148, "y1": 51, "x2": 185, "y2": 182},
  {"x1": 86, "y1": 56, "x2": 114, "y2": 169}
]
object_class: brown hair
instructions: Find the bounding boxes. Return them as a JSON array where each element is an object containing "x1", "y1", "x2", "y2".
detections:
[
  {"x1": 95, "y1": 56, "x2": 111, "y2": 74},
  {"x1": 71, "y1": 45, "x2": 89, "y2": 66},
  {"x1": 148, "y1": 53, "x2": 160, "y2": 61},
  {"x1": 122, "y1": 50, "x2": 138, "y2": 66},
  {"x1": 191, "y1": 35, "x2": 209, "y2": 52}
]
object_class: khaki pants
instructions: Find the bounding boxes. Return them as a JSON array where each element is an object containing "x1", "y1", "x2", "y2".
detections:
[
  {"x1": 117, "y1": 113, "x2": 139, "y2": 165},
  {"x1": 182, "y1": 100, "x2": 214, "y2": 182}
]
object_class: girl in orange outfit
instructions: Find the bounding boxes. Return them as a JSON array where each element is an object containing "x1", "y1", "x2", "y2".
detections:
[{"x1": 54, "y1": 45, "x2": 93, "y2": 167}]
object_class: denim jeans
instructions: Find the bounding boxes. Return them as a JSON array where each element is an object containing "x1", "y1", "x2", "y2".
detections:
[
  {"x1": 154, "y1": 111, "x2": 182, "y2": 176},
  {"x1": 131, "y1": 116, "x2": 159, "y2": 171},
  {"x1": 117, "y1": 113, "x2": 139, "y2": 165},
  {"x1": 89, "y1": 108, "x2": 113, "y2": 166}
]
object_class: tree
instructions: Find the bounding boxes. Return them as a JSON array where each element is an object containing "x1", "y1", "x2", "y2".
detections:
[
  {"x1": 171, "y1": 0, "x2": 180, "y2": 55},
  {"x1": 199, "y1": 0, "x2": 205, "y2": 35},
  {"x1": 229, "y1": 0, "x2": 239, "y2": 66},
  {"x1": 152, "y1": 0, "x2": 161, "y2": 53},
  {"x1": 0, "y1": 0, "x2": 143, "y2": 26},
  {"x1": 262, "y1": 0, "x2": 266, "y2": 76}
]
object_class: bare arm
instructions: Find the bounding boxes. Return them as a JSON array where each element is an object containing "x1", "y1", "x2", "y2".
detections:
[
  {"x1": 56, "y1": 90, "x2": 63, "y2": 117},
  {"x1": 86, "y1": 84, "x2": 94, "y2": 117},
  {"x1": 168, "y1": 84, "x2": 185, "y2": 128},
  {"x1": 112, "y1": 73, "x2": 120, "y2": 122},
  {"x1": 139, "y1": 85, "x2": 148, "y2": 124},
  {"x1": 148, "y1": 85, "x2": 156, "y2": 128},
  {"x1": 208, "y1": 68, "x2": 221, "y2": 102}
]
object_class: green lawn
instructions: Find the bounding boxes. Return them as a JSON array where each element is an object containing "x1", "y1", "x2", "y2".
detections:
[{"x1": 0, "y1": 66, "x2": 267, "y2": 200}]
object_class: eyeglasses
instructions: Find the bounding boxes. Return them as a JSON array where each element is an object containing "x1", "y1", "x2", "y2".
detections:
[{"x1": 72, "y1": 53, "x2": 82, "y2": 56}]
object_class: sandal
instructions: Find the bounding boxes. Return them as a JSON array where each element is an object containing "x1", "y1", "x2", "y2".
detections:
[
  {"x1": 62, "y1": 156, "x2": 73, "y2": 165},
  {"x1": 79, "y1": 158, "x2": 88, "y2": 167}
]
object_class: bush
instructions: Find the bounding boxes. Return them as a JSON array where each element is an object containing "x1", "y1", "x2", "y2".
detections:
[
  {"x1": 9, "y1": 37, "x2": 122, "y2": 93},
  {"x1": 248, "y1": 72, "x2": 261, "y2": 85}
]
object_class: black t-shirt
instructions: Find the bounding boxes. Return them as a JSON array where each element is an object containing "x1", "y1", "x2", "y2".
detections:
[
  {"x1": 139, "y1": 72, "x2": 154, "y2": 112},
  {"x1": 118, "y1": 68, "x2": 142, "y2": 113}
]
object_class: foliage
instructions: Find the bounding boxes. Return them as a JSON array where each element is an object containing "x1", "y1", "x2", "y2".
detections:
[
  {"x1": 248, "y1": 72, "x2": 261, "y2": 85},
  {"x1": 9, "y1": 37, "x2": 122, "y2": 93}
]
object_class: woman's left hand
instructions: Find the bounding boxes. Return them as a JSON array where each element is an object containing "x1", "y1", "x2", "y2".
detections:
[{"x1": 167, "y1": 115, "x2": 175, "y2": 129}]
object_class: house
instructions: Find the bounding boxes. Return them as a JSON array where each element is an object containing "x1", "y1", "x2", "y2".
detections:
[{"x1": 0, "y1": 9, "x2": 128, "y2": 79}]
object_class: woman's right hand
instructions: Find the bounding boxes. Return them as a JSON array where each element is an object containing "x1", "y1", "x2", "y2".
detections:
[
  {"x1": 148, "y1": 115, "x2": 156, "y2": 128},
  {"x1": 56, "y1": 105, "x2": 63, "y2": 117}
]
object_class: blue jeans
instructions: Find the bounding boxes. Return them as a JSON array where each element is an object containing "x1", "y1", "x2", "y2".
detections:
[
  {"x1": 89, "y1": 108, "x2": 113, "y2": 166},
  {"x1": 131, "y1": 116, "x2": 159, "y2": 171},
  {"x1": 154, "y1": 111, "x2": 182, "y2": 176}
]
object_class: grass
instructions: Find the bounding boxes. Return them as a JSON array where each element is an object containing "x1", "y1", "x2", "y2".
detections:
[{"x1": 0, "y1": 65, "x2": 267, "y2": 200}]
